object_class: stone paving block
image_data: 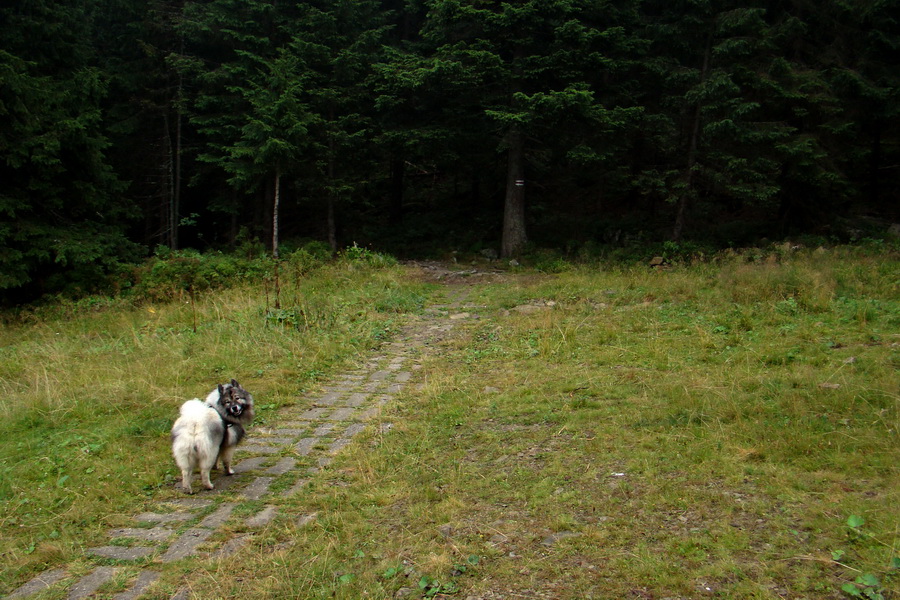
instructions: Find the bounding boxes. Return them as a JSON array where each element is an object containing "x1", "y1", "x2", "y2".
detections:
[
  {"x1": 232, "y1": 456, "x2": 268, "y2": 473},
  {"x1": 211, "y1": 534, "x2": 251, "y2": 559},
  {"x1": 108, "y1": 527, "x2": 174, "y2": 542},
  {"x1": 160, "y1": 528, "x2": 214, "y2": 562},
  {"x1": 266, "y1": 457, "x2": 297, "y2": 475},
  {"x1": 357, "y1": 406, "x2": 381, "y2": 421},
  {"x1": 134, "y1": 511, "x2": 192, "y2": 524},
  {"x1": 7, "y1": 567, "x2": 67, "y2": 599},
  {"x1": 276, "y1": 421, "x2": 311, "y2": 430},
  {"x1": 386, "y1": 383, "x2": 402, "y2": 393},
  {"x1": 111, "y1": 570, "x2": 160, "y2": 600},
  {"x1": 369, "y1": 370, "x2": 390, "y2": 381},
  {"x1": 282, "y1": 477, "x2": 309, "y2": 497},
  {"x1": 88, "y1": 546, "x2": 156, "y2": 560},
  {"x1": 168, "y1": 498, "x2": 212, "y2": 509},
  {"x1": 343, "y1": 423, "x2": 367, "y2": 438},
  {"x1": 338, "y1": 373, "x2": 365, "y2": 382},
  {"x1": 328, "y1": 438, "x2": 352, "y2": 453},
  {"x1": 207, "y1": 472, "x2": 242, "y2": 491},
  {"x1": 344, "y1": 392, "x2": 369, "y2": 406},
  {"x1": 316, "y1": 391, "x2": 344, "y2": 405},
  {"x1": 235, "y1": 444, "x2": 282, "y2": 454},
  {"x1": 66, "y1": 566, "x2": 119, "y2": 600},
  {"x1": 198, "y1": 502, "x2": 236, "y2": 528},
  {"x1": 241, "y1": 476, "x2": 274, "y2": 500},
  {"x1": 395, "y1": 371, "x2": 412, "y2": 383},
  {"x1": 170, "y1": 587, "x2": 190, "y2": 600},
  {"x1": 313, "y1": 423, "x2": 334, "y2": 436},
  {"x1": 294, "y1": 437, "x2": 318, "y2": 455},
  {"x1": 256, "y1": 436, "x2": 295, "y2": 445},
  {"x1": 327, "y1": 407, "x2": 356, "y2": 421},
  {"x1": 299, "y1": 407, "x2": 329, "y2": 419},
  {"x1": 295, "y1": 512, "x2": 318, "y2": 527},
  {"x1": 247, "y1": 505, "x2": 278, "y2": 527},
  {"x1": 270, "y1": 428, "x2": 306, "y2": 437}
]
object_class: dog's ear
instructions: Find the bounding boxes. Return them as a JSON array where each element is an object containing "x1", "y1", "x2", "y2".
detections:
[
  {"x1": 218, "y1": 383, "x2": 225, "y2": 397},
  {"x1": 231, "y1": 379, "x2": 241, "y2": 389}
]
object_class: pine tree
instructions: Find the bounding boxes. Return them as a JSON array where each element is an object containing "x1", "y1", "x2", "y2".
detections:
[
  {"x1": 0, "y1": 0, "x2": 139, "y2": 296},
  {"x1": 421, "y1": 0, "x2": 643, "y2": 256}
]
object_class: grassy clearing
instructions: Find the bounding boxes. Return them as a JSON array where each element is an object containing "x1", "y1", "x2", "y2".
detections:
[
  {"x1": 2, "y1": 248, "x2": 898, "y2": 599},
  {"x1": 0, "y1": 257, "x2": 431, "y2": 591}
]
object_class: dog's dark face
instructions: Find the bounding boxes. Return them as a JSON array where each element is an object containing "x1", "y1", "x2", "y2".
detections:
[{"x1": 216, "y1": 379, "x2": 254, "y2": 424}]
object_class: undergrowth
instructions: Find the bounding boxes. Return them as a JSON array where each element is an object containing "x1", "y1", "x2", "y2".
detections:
[{"x1": 1, "y1": 245, "x2": 897, "y2": 599}]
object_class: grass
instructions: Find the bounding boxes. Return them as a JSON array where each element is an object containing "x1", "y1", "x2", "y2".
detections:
[{"x1": 1, "y1": 247, "x2": 898, "y2": 599}]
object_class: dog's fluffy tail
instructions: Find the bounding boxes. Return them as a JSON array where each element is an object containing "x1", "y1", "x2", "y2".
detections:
[{"x1": 172, "y1": 421, "x2": 216, "y2": 470}]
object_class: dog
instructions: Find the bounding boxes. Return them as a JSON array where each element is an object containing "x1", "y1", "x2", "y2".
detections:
[
  {"x1": 171, "y1": 380, "x2": 254, "y2": 493},
  {"x1": 204, "y1": 379, "x2": 254, "y2": 475}
]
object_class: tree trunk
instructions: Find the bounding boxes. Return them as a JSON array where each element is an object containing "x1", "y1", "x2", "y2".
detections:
[
  {"x1": 673, "y1": 29, "x2": 713, "y2": 242},
  {"x1": 173, "y1": 82, "x2": 182, "y2": 251},
  {"x1": 163, "y1": 111, "x2": 177, "y2": 249},
  {"x1": 501, "y1": 124, "x2": 527, "y2": 258},
  {"x1": 272, "y1": 167, "x2": 280, "y2": 259},
  {"x1": 389, "y1": 155, "x2": 405, "y2": 225},
  {"x1": 327, "y1": 197, "x2": 337, "y2": 252}
]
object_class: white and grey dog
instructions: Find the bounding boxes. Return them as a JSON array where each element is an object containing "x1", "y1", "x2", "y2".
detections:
[{"x1": 171, "y1": 380, "x2": 255, "y2": 493}]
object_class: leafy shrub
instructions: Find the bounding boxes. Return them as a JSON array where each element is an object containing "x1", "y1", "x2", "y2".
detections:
[
  {"x1": 340, "y1": 243, "x2": 398, "y2": 267},
  {"x1": 128, "y1": 248, "x2": 273, "y2": 301},
  {"x1": 530, "y1": 249, "x2": 573, "y2": 273}
]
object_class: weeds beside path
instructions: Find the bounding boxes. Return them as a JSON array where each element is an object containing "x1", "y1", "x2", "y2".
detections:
[{"x1": 3, "y1": 253, "x2": 899, "y2": 599}]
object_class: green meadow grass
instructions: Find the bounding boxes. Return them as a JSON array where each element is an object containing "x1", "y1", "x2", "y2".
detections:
[
  {"x1": 0, "y1": 258, "x2": 431, "y2": 591},
  {"x1": 1, "y1": 248, "x2": 898, "y2": 599}
]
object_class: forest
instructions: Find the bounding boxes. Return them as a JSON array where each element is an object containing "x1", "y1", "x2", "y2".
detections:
[{"x1": 1, "y1": 0, "x2": 898, "y2": 301}]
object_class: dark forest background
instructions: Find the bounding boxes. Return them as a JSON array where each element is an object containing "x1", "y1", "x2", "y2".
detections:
[{"x1": 1, "y1": 0, "x2": 898, "y2": 302}]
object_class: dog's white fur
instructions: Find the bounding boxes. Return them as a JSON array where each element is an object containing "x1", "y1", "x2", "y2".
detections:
[{"x1": 171, "y1": 399, "x2": 225, "y2": 493}]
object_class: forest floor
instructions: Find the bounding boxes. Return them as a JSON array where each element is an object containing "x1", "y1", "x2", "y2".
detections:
[{"x1": 4, "y1": 254, "x2": 899, "y2": 599}]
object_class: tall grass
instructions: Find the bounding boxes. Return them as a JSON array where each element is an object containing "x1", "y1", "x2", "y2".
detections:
[
  {"x1": 1, "y1": 247, "x2": 897, "y2": 599},
  {"x1": 0, "y1": 255, "x2": 431, "y2": 588}
]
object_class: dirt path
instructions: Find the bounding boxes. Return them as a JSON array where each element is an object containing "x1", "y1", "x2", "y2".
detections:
[{"x1": 8, "y1": 263, "x2": 497, "y2": 600}]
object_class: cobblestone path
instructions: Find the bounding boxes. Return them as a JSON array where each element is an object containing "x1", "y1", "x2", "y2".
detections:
[{"x1": 8, "y1": 265, "x2": 490, "y2": 600}]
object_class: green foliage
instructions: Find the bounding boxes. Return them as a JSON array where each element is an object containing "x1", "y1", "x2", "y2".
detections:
[
  {"x1": 2, "y1": 0, "x2": 900, "y2": 300},
  {"x1": 0, "y1": 16, "x2": 138, "y2": 297},
  {"x1": 128, "y1": 248, "x2": 274, "y2": 301},
  {"x1": 837, "y1": 516, "x2": 899, "y2": 600},
  {"x1": 340, "y1": 243, "x2": 398, "y2": 268}
]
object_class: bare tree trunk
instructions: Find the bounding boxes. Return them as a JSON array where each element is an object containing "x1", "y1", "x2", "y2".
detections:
[
  {"x1": 163, "y1": 111, "x2": 176, "y2": 249},
  {"x1": 327, "y1": 115, "x2": 338, "y2": 251},
  {"x1": 389, "y1": 155, "x2": 404, "y2": 225},
  {"x1": 327, "y1": 197, "x2": 337, "y2": 252},
  {"x1": 173, "y1": 81, "x2": 182, "y2": 251},
  {"x1": 501, "y1": 124, "x2": 527, "y2": 258},
  {"x1": 673, "y1": 29, "x2": 713, "y2": 242},
  {"x1": 272, "y1": 167, "x2": 282, "y2": 309},
  {"x1": 273, "y1": 167, "x2": 281, "y2": 259}
]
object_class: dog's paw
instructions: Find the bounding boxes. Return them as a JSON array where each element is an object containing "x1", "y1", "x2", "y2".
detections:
[
  {"x1": 225, "y1": 467, "x2": 235, "y2": 476},
  {"x1": 203, "y1": 482, "x2": 215, "y2": 490}
]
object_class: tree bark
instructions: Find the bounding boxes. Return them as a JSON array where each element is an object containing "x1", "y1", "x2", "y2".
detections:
[
  {"x1": 501, "y1": 124, "x2": 527, "y2": 258},
  {"x1": 673, "y1": 28, "x2": 713, "y2": 242},
  {"x1": 326, "y1": 128, "x2": 338, "y2": 251},
  {"x1": 272, "y1": 167, "x2": 280, "y2": 259},
  {"x1": 389, "y1": 155, "x2": 405, "y2": 225},
  {"x1": 163, "y1": 111, "x2": 176, "y2": 249}
]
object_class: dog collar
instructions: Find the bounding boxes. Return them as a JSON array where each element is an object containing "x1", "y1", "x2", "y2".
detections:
[{"x1": 209, "y1": 404, "x2": 234, "y2": 427}]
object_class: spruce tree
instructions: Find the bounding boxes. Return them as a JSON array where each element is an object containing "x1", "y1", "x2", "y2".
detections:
[
  {"x1": 0, "y1": 0, "x2": 139, "y2": 296},
  {"x1": 421, "y1": 0, "x2": 643, "y2": 257}
]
